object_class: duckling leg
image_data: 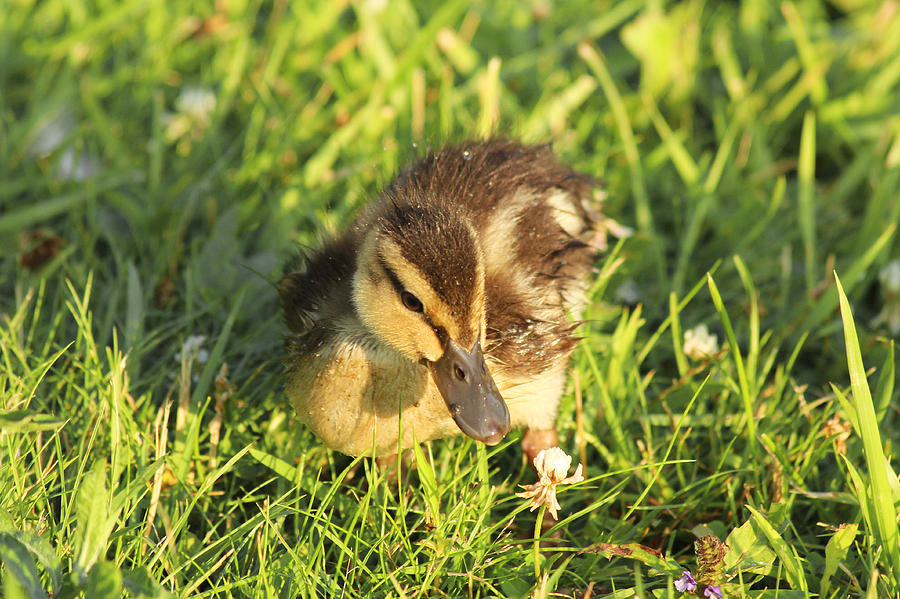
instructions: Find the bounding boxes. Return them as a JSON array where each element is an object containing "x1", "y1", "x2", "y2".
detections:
[
  {"x1": 375, "y1": 451, "x2": 410, "y2": 485},
  {"x1": 521, "y1": 428, "x2": 559, "y2": 468}
]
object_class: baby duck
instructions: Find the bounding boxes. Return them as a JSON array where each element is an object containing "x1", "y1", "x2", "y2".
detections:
[{"x1": 281, "y1": 139, "x2": 604, "y2": 460}]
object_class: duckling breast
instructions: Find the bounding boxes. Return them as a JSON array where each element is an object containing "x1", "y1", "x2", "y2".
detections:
[{"x1": 286, "y1": 325, "x2": 459, "y2": 456}]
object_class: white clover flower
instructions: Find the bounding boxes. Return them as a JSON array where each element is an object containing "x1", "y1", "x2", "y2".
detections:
[
  {"x1": 176, "y1": 335, "x2": 207, "y2": 363},
  {"x1": 875, "y1": 306, "x2": 900, "y2": 336},
  {"x1": 515, "y1": 447, "x2": 584, "y2": 519},
  {"x1": 57, "y1": 148, "x2": 101, "y2": 181},
  {"x1": 175, "y1": 335, "x2": 209, "y2": 383},
  {"x1": 683, "y1": 324, "x2": 719, "y2": 361},
  {"x1": 614, "y1": 279, "x2": 641, "y2": 304},
  {"x1": 165, "y1": 86, "x2": 217, "y2": 150},
  {"x1": 29, "y1": 110, "x2": 76, "y2": 156},
  {"x1": 873, "y1": 260, "x2": 900, "y2": 335},
  {"x1": 879, "y1": 260, "x2": 900, "y2": 298},
  {"x1": 175, "y1": 86, "x2": 216, "y2": 122},
  {"x1": 28, "y1": 108, "x2": 102, "y2": 181}
]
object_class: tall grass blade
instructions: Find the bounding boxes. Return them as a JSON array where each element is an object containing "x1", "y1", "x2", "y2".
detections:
[
  {"x1": 707, "y1": 272, "x2": 755, "y2": 446},
  {"x1": 798, "y1": 111, "x2": 817, "y2": 291},
  {"x1": 835, "y1": 272, "x2": 900, "y2": 584}
]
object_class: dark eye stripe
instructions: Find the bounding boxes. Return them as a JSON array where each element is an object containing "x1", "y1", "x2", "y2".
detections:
[
  {"x1": 377, "y1": 256, "x2": 407, "y2": 298},
  {"x1": 377, "y1": 256, "x2": 447, "y2": 340},
  {"x1": 378, "y1": 256, "x2": 428, "y2": 314}
]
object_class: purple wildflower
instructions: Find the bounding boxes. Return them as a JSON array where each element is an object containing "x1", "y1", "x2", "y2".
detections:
[
  {"x1": 703, "y1": 585, "x2": 723, "y2": 599},
  {"x1": 675, "y1": 571, "x2": 698, "y2": 592}
]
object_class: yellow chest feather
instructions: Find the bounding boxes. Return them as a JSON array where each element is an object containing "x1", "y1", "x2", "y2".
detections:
[{"x1": 286, "y1": 329, "x2": 458, "y2": 456}]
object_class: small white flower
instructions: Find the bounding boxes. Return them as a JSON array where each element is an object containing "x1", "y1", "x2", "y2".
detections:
[
  {"x1": 683, "y1": 324, "x2": 719, "y2": 361},
  {"x1": 873, "y1": 305, "x2": 900, "y2": 336},
  {"x1": 28, "y1": 108, "x2": 102, "y2": 181},
  {"x1": 165, "y1": 87, "x2": 217, "y2": 149},
  {"x1": 176, "y1": 335, "x2": 207, "y2": 362},
  {"x1": 29, "y1": 110, "x2": 76, "y2": 156},
  {"x1": 57, "y1": 147, "x2": 101, "y2": 181},
  {"x1": 175, "y1": 86, "x2": 216, "y2": 122},
  {"x1": 615, "y1": 279, "x2": 641, "y2": 304},
  {"x1": 879, "y1": 260, "x2": 900, "y2": 298},
  {"x1": 515, "y1": 447, "x2": 584, "y2": 519},
  {"x1": 873, "y1": 260, "x2": 900, "y2": 335}
]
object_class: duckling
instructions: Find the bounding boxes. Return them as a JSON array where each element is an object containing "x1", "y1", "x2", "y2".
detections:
[{"x1": 280, "y1": 139, "x2": 605, "y2": 461}]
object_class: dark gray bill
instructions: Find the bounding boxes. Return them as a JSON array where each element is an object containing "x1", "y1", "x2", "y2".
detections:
[{"x1": 428, "y1": 339, "x2": 510, "y2": 445}]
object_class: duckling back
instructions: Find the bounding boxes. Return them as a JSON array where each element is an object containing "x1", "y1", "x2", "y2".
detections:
[{"x1": 392, "y1": 141, "x2": 601, "y2": 380}]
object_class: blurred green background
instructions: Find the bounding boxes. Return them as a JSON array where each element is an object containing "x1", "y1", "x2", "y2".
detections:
[{"x1": 2, "y1": 0, "x2": 899, "y2": 597}]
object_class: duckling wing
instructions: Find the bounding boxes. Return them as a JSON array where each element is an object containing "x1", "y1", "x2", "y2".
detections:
[
  {"x1": 480, "y1": 194, "x2": 595, "y2": 380},
  {"x1": 280, "y1": 234, "x2": 359, "y2": 336},
  {"x1": 441, "y1": 141, "x2": 602, "y2": 377}
]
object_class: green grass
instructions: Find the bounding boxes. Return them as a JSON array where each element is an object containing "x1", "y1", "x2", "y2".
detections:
[{"x1": 2, "y1": 0, "x2": 899, "y2": 597}]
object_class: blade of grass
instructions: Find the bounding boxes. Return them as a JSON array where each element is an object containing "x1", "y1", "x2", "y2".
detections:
[
  {"x1": 668, "y1": 292, "x2": 689, "y2": 379},
  {"x1": 733, "y1": 255, "x2": 760, "y2": 399},
  {"x1": 673, "y1": 193, "x2": 714, "y2": 295},
  {"x1": 835, "y1": 272, "x2": 900, "y2": 584},
  {"x1": 411, "y1": 435, "x2": 443, "y2": 529},
  {"x1": 781, "y1": 2, "x2": 828, "y2": 104},
  {"x1": 704, "y1": 116, "x2": 741, "y2": 194},
  {"x1": 874, "y1": 341, "x2": 894, "y2": 422},
  {"x1": 622, "y1": 375, "x2": 709, "y2": 522},
  {"x1": 641, "y1": 91, "x2": 699, "y2": 186},
  {"x1": 477, "y1": 57, "x2": 501, "y2": 137},
  {"x1": 707, "y1": 272, "x2": 755, "y2": 447},
  {"x1": 523, "y1": 74, "x2": 597, "y2": 137},
  {"x1": 798, "y1": 110, "x2": 817, "y2": 291}
]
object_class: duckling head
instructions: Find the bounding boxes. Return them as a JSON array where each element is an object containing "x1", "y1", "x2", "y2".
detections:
[{"x1": 352, "y1": 201, "x2": 510, "y2": 445}]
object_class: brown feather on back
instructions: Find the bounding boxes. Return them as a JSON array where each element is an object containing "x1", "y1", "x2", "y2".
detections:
[{"x1": 281, "y1": 139, "x2": 601, "y2": 378}]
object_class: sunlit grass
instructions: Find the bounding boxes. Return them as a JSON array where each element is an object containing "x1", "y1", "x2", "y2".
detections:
[{"x1": 2, "y1": 0, "x2": 899, "y2": 597}]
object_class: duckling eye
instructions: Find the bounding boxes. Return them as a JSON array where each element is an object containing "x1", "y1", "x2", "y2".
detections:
[{"x1": 400, "y1": 291, "x2": 423, "y2": 313}]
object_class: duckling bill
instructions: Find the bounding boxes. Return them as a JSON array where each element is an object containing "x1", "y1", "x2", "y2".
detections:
[
  {"x1": 281, "y1": 139, "x2": 604, "y2": 457},
  {"x1": 429, "y1": 338, "x2": 508, "y2": 445}
]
